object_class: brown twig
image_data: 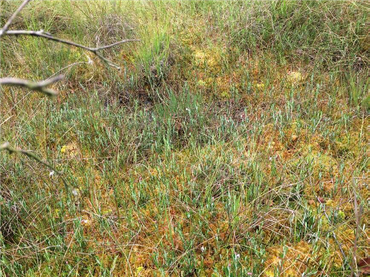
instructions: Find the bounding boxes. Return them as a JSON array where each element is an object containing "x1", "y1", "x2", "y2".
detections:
[
  {"x1": 4, "y1": 30, "x2": 139, "y2": 69},
  {"x1": 1, "y1": 0, "x2": 138, "y2": 69},
  {"x1": 0, "y1": 0, "x2": 139, "y2": 97},
  {"x1": 0, "y1": 142, "x2": 59, "y2": 173},
  {"x1": 0, "y1": 0, "x2": 32, "y2": 37},
  {"x1": 0, "y1": 75, "x2": 64, "y2": 96},
  {"x1": 0, "y1": 142, "x2": 70, "y2": 191}
]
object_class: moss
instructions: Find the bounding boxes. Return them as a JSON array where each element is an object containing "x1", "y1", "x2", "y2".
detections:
[{"x1": 306, "y1": 151, "x2": 337, "y2": 171}]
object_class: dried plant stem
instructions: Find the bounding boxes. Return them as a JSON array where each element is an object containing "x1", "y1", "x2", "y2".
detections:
[
  {"x1": 0, "y1": 142, "x2": 59, "y2": 173},
  {"x1": 0, "y1": 0, "x2": 138, "y2": 93},
  {"x1": 0, "y1": 0, "x2": 32, "y2": 37},
  {"x1": 0, "y1": 75, "x2": 64, "y2": 96},
  {"x1": 4, "y1": 30, "x2": 139, "y2": 69}
]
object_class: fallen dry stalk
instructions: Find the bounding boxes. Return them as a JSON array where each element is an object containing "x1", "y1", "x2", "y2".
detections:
[
  {"x1": 0, "y1": 75, "x2": 64, "y2": 96},
  {"x1": 0, "y1": 0, "x2": 138, "y2": 91},
  {"x1": 0, "y1": 142, "x2": 59, "y2": 173},
  {"x1": 4, "y1": 30, "x2": 139, "y2": 69}
]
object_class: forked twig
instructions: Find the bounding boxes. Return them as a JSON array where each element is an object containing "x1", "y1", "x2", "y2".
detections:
[
  {"x1": 0, "y1": 0, "x2": 138, "y2": 70},
  {"x1": 0, "y1": 75, "x2": 64, "y2": 96}
]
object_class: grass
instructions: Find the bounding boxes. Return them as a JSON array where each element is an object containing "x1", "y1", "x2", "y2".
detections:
[{"x1": 0, "y1": 0, "x2": 369, "y2": 276}]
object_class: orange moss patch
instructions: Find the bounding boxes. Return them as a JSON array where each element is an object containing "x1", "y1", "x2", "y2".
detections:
[{"x1": 264, "y1": 241, "x2": 312, "y2": 277}]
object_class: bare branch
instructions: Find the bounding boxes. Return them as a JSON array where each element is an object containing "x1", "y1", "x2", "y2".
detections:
[
  {"x1": 0, "y1": 142, "x2": 60, "y2": 173},
  {"x1": 0, "y1": 0, "x2": 32, "y2": 37},
  {"x1": 4, "y1": 30, "x2": 139, "y2": 69},
  {"x1": 1, "y1": 1, "x2": 138, "y2": 70},
  {"x1": 0, "y1": 75, "x2": 64, "y2": 96},
  {"x1": 4, "y1": 30, "x2": 139, "y2": 51}
]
